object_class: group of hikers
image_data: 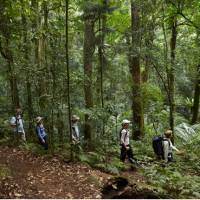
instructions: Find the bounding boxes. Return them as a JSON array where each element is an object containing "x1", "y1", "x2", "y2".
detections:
[
  {"x1": 120, "y1": 119, "x2": 183, "y2": 164},
  {"x1": 10, "y1": 108, "x2": 80, "y2": 151},
  {"x1": 10, "y1": 108, "x2": 181, "y2": 164}
]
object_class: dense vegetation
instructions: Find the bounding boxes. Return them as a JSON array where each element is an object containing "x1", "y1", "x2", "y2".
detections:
[{"x1": 1, "y1": 0, "x2": 200, "y2": 198}]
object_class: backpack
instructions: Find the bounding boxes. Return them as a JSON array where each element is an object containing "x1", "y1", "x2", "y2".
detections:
[{"x1": 152, "y1": 135, "x2": 169, "y2": 159}]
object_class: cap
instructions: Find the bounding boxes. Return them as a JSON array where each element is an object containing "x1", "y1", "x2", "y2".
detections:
[
  {"x1": 36, "y1": 116, "x2": 43, "y2": 123},
  {"x1": 71, "y1": 115, "x2": 80, "y2": 121},
  {"x1": 122, "y1": 119, "x2": 131, "y2": 125}
]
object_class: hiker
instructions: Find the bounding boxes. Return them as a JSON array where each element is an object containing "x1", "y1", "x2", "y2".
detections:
[
  {"x1": 120, "y1": 119, "x2": 135, "y2": 164},
  {"x1": 10, "y1": 108, "x2": 26, "y2": 142},
  {"x1": 35, "y1": 116, "x2": 48, "y2": 150},
  {"x1": 71, "y1": 115, "x2": 80, "y2": 144},
  {"x1": 162, "y1": 129, "x2": 181, "y2": 163}
]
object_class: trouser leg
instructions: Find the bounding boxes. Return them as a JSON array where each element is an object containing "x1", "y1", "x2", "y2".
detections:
[
  {"x1": 120, "y1": 145, "x2": 127, "y2": 162},
  {"x1": 21, "y1": 132, "x2": 26, "y2": 141},
  {"x1": 127, "y1": 146, "x2": 135, "y2": 163},
  {"x1": 168, "y1": 152, "x2": 173, "y2": 162},
  {"x1": 43, "y1": 136, "x2": 48, "y2": 150}
]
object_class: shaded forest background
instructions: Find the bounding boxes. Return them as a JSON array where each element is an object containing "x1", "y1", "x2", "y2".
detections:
[
  {"x1": 1, "y1": 0, "x2": 200, "y2": 147},
  {"x1": 1, "y1": 0, "x2": 200, "y2": 198}
]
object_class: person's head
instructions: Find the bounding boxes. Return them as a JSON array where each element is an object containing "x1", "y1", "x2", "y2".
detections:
[
  {"x1": 36, "y1": 116, "x2": 43, "y2": 125},
  {"x1": 71, "y1": 115, "x2": 80, "y2": 123},
  {"x1": 122, "y1": 119, "x2": 131, "y2": 129},
  {"x1": 164, "y1": 129, "x2": 173, "y2": 138},
  {"x1": 15, "y1": 108, "x2": 22, "y2": 115}
]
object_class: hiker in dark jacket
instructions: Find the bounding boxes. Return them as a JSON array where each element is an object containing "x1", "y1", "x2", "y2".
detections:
[
  {"x1": 36, "y1": 116, "x2": 48, "y2": 150},
  {"x1": 120, "y1": 119, "x2": 135, "y2": 164}
]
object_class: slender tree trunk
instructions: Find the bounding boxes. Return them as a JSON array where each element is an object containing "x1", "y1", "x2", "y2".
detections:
[
  {"x1": 191, "y1": 64, "x2": 200, "y2": 124},
  {"x1": 130, "y1": 1, "x2": 144, "y2": 139},
  {"x1": 5, "y1": 40, "x2": 20, "y2": 111},
  {"x1": 0, "y1": 1, "x2": 20, "y2": 111},
  {"x1": 97, "y1": 0, "x2": 107, "y2": 136},
  {"x1": 83, "y1": 11, "x2": 96, "y2": 148},
  {"x1": 65, "y1": 0, "x2": 73, "y2": 158},
  {"x1": 21, "y1": 3, "x2": 34, "y2": 136},
  {"x1": 169, "y1": 16, "x2": 177, "y2": 134}
]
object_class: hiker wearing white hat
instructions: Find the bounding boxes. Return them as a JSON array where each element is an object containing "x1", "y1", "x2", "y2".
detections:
[
  {"x1": 71, "y1": 114, "x2": 80, "y2": 144},
  {"x1": 35, "y1": 116, "x2": 48, "y2": 150},
  {"x1": 10, "y1": 108, "x2": 26, "y2": 143},
  {"x1": 120, "y1": 119, "x2": 135, "y2": 164}
]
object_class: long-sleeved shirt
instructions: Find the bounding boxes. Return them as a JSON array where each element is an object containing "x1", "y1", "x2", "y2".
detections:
[
  {"x1": 36, "y1": 124, "x2": 47, "y2": 141},
  {"x1": 162, "y1": 138, "x2": 179, "y2": 162},
  {"x1": 10, "y1": 115, "x2": 25, "y2": 134},
  {"x1": 120, "y1": 129, "x2": 130, "y2": 146},
  {"x1": 72, "y1": 123, "x2": 80, "y2": 142}
]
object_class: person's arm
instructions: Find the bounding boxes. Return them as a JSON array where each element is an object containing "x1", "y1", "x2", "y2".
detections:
[
  {"x1": 20, "y1": 119, "x2": 25, "y2": 134},
  {"x1": 37, "y1": 127, "x2": 45, "y2": 143},
  {"x1": 163, "y1": 141, "x2": 169, "y2": 162},
  {"x1": 72, "y1": 127, "x2": 79, "y2": 143},
  {"x1": 170, "y1": 141, "x2": 179, "y2": 152},
  {"x1": 120, "y1": 130, "x2": 127, "y2": 147}
]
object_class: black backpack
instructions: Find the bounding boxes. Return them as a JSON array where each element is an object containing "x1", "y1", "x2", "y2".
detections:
[{"x1": 152, "y1": 135, "x2": 169, "y2": 159}]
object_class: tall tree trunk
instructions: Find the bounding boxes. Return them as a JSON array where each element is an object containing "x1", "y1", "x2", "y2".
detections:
[
  {"x1": 97, "y1": 0, "x2": 107, "y2": 135},
  {"x1": 65, "y1": 0, "x2": 73, "y2": 159},
  {"x1": 83, "y1": 9, "x2": 96, "y2": 148},
  {"x1": 2, "y1": 39, "x2": 20, "y2": 111},
  {"x1": 191, "y1": 64, "x2": 200, "y2": 124},
  {"x1": 169, "y1": 16, "x2": 177, "y2": 134},
  {"x1": 31, "y1": 0, "x2": 47, "y2": 114},
  {"x1": 21, "y1": 2, "x2": 34, "y2": 136},
  {"x1": 130, "y1": 0, "x2": 144, "y2": 139},
  {"x1": 0, "y1": 1, "x2": 20, "y2": 111}
]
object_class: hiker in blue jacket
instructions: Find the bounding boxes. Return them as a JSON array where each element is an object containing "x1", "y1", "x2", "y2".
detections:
[{"x1": 35, "y1": 116, "x2": 48, "y2": 150}]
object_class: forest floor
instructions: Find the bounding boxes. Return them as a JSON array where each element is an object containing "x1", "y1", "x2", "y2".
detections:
[{"x1": 0, "y1": 146, "x2": 147, "y2": 199}]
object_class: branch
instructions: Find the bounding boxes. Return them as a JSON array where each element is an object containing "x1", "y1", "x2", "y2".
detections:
[
  {"x1": 177, "y1": 11, "x2": 200, "y2": 30},
  {"x1": 167, "y1": 0, "x2": 200, "y2": 30},
  {"x1": 152, "y1": 62, "x2": 170, "y2": 101}
]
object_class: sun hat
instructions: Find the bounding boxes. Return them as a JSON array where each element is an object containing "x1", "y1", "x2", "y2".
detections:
[
  {"x1": 36, "y1": 116, "x2": 43, "y2": 123},
  {"x1": 71, "y1": 115, "x2": 80, "y2": 121},
  {"x1": 122, "y1": 119, "x2": 131, "y2": 125}
]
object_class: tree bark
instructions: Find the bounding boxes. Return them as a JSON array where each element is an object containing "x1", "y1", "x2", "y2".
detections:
[
  {"x1": 0, "y1": 1, "x2": 20, "y2": 111},
  {"x1": 169, "y1": 16, "x2": 177, "y2": 134},
  {"x1": 65, "y1": 0, "x2": 73, "y2": 159},
  {"x1": 97, "y1": 0, "x2": 107, "y2": 135},
  {"x1": 21, "y1": 2, "x2": 34, "y2": 136},
  {"x1": 191, "y1": 64, "x2": 200, "y2": 124},
  {"x1": 130, "y1": 0, "x2": 144, "y2": 139},
  {"x1": 83, "y1": 8, "x2": 96, "y2": 147}
]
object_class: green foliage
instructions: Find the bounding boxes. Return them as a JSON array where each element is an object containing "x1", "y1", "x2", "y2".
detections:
[
  {"x1": 141, "y1": 83, "x2": 164, "y2": 113},
  {"x1": 141, "y1": 163, "x2": 200, "y2": 198},
  {"x1": 20, "y1": 142, "x2": 49, "y2": 156}
]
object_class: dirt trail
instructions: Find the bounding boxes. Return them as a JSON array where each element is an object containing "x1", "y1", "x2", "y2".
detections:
[{"x1": 0, "y1": 146, "x2": 112, "y2": 198}]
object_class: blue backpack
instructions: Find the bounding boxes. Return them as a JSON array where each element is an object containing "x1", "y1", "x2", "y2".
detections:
[{"x1": 152, "y1": 135, "x2": 166, "y2": 159}]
